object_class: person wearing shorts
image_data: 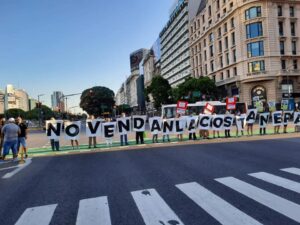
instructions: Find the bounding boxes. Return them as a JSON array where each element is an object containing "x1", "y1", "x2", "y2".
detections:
[
  {"x1": 17, "y1": 117, "x2": 28, "y2": 158},
  {"x1": 1, "y1": 118, "x2": 20, "y2": 161}
]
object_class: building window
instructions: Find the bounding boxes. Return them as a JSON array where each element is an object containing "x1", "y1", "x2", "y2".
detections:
[
  {"x1": 208, "y1": 5, "x2": 212, "y2": 17},
  {"x1": 224, "y1": 23, "x2": 228, "y2": 33},
  {"x1": 291, "y1": 22, "x2": 296, "y2": 36},
  {"x1": 233, "y1": 49, "x2": 236, "y2": 62},
  {"x1": 246, "y1": 22, "x2": 263, "y2": 39},
  {"x1": 231, "y1": 17, "x2": 235, "y2": 28},
  {"x1": 210, "y1": 60, "x2": 214, "y2": 72},
  {"x1": 213, "y1": 75, "x2": 216, "y2": 82},
  {"x1": 218, "y1": 27, "x2": 222, "y2": 37},
  {"x1": 205, "y1": 64, "x2": 208, "y2": 75},
  {"x1": 280, "y1": 41, "x2": 285, "y2": 55},
  {"x1": 226, "y1": 70, "x2": 230, "y2": 78},
  {"x1": 292, "y1": 41, "x2": 297, "y2": 55},
  {"x1": 247, "y1": 41, "x2": 264, "y2": 57},
  {"x1": 204, "y1": 39, "x2": 207, "y2": 47},
  {"x1": 231, "y1": 32, "x2": 235, "y2": 46},
  {"x1": 226, "y1": 52, "x2": 230, "y2": 65},
  {"x1": 248, "y1": 60, "x2": 265, "y2": 73},
  {"x1": 210, "y1": 45, "x2": 214, "y2": 57},
  {"x1": 225, "y1": 36, "x2": 229, "y2": 49},
  {"x1": 216, "y1": 0, "x2": 220, "y2": 10},
  {"x1": 245, "y1": 6, "x2": 262, "y2": 20},
  {"x1": 234, "y1": 67, "x2": 237, "y2": 76},
  {"x1": 279, "y1": 21, "x2": 284, "y2": 36},
  {"x1": 204, "y1": 50, "x2": 207, "y2": 61},
  {"x1": 220, "y1": 72, "x2": 224, "y2": 80},
  {"x1": 278, "y1": 5, "x2": 282, "y2": 17},
  {"x1": 220, "y1": 56, "x2": 223, "y2": 68},
  {"x1": 209, "y1": 32, "x2": 214, "y2": 42},
  {"x1": 293, "y1": 59, "x2": 298, "y2": 69},
  {"x1": 219, "y1": 40, "x2": 222, "y2": 52},
  {"x1": 281, "y1": 60, "x2": 286, "y2": 70},
  {"x1": 290, "y1": 6, "x2": 295, "y2": 17}
]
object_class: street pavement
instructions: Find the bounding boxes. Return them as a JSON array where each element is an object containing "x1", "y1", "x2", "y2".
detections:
[{"x1": 0, "y1": 137, "x2": 300, "y2": 224}]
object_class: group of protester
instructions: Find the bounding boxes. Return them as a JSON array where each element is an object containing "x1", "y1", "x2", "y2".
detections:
[{"x1": 0, "y1": 117, "x2": 28, "y2": 161}]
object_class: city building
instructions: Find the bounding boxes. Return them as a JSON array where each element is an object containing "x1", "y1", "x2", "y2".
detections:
[
  {"x1": 190, "y1": 0, "x2": 300, "y2": 106},
  {"x1": 115, "y1": 83, "x2": 127, "y2": 106},
  {"x1": 51, "y1": 91, "x2": 65, "y2": 112},
  {"x1": 4, "y1": 84, "x2": 29, "y2": 111},
  {"x1": 160, "y1": 0, "x2": 191, "y2": 87},
  {"x1": 0, "y1": 90, "x2": 4, "y2": 114}
]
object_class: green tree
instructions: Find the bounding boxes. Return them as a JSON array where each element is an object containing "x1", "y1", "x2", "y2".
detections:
[
  {"x1": 80, "y1": 86, "x2": 115, "y2": 116},
  {"x1": 26, "y1": 105, "x2": 54, "y2": 120},
  {"x1": 5, "y1": 109, "x2": 26, "y2": 119},
  {"x1": 145, "y1": 76, "x2": 172, "y2": 109},
  {"x1": 172, "y1": 77, "x2": 219, "y2": 102}
]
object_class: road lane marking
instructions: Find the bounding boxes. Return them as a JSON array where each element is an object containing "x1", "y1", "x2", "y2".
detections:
[
  {"x1": 0, "y1": 165, "x2": 20, "y2": 171},
  {"x1": 2, "y1": 158, "x2": 32, "y2": 179},
  {"x1": 281, "y1": 167, "x2": 300, "y2": 176},
  {"x1": 176, "y1": 182, "x2": 262, "y2": 225},
  {"x1": 249, "y1": 172, "x2": 300, "y2": 194},
  {"x1": 131, "y1": 189, "x2": 184, "y2": 225},
  {"x1": 76, "y1": 196, "x2": 111, "y2": 225},
  {"x1": 216, "y1": 177, "x2": 300, "y2": 223},
  {"x1": 15, "y1": 204, "x2": 57, "y2": 225}
]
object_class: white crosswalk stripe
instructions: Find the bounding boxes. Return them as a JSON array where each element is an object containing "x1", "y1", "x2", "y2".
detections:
[
  {"x1": 131, "y1": 188, "x2": 184, "y2": 225},
  {"x1": 249, "y1": 172, "x2": 300, "y2": 194},
  {"x1": 15, "y1": 204, "x2": 57, "y2": 225},
  {"x1": 216, "y1": 176, "x2": 300, "y2": 223},
  {"x1": 76, "y1": 196, "x2": 111, "y2": 225},
  {"x1": 281, "y1": 167, "x2": 300, "y2": 176},
  {"x1": 176, "y1": 182, "x2": 262, "y2": 225}
]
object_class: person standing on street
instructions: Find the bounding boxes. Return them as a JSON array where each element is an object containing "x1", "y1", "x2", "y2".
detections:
[
  {"x1": 17, "y1": 117, "x2": 28, "y2": 158},
  {"x1": 49, "y1": 117, "x2": 60, "y2": 151},
  {"x1": 0, "y1": 118, "x2": 6, "y2": 159},
  {"x1": 1, "y1": 118, "x2": 20, "y2": 161},
  {"x1": 120, "y1": 113, "x2": 129, "y2": 146},
  {"x1": 88, "y1": 115, "x2": 97, "y2": 149}
]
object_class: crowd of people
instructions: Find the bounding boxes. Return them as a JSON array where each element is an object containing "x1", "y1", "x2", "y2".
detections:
[{"x1": 0, "y1": 117, "x2": 28, "y2": 161}]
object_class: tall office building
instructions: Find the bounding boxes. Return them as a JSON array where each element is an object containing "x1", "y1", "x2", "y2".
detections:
[
  {"x1": 160, "y1": 0, "x2": 191, "y2": 87},
  {"x1": 190, "y1": 0, "x2": 300, "y2": 105},
  {"x1": 51, "y1": 91, "x2": 65, "y2": 112},
  {"x1": 4, "y1": 84, "x2": 29, "y2": 111}
]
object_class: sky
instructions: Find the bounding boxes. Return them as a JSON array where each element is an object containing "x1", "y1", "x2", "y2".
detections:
[{"x1": 0, "y1": 0, "x2": 173, "y2": 113}]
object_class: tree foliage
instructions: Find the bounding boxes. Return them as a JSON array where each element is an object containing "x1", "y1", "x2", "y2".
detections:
[
  {"x1": 80, "y1": 86, "x2": 115, "y2": 116},
  {"x1": 25, "y1": 105, "x2": 55, "y2": 120},
  {"x1": 172, "y1": 77, "x2": 219, "y2": 103},
  {"x1": 145, "y1": 76, "x2": 172, "y2": 109},
  {"x1": 4, "y1": 109, "x2": 26, "y2": 119}
]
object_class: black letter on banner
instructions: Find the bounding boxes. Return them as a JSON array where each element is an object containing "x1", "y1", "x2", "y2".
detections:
[
  {"x1": 223, "y1": 117, "x2": 232, "y2": 128},
  {"x1": 284, "y1": 112, "x2": 293, "y2": 124},
  {"x1": 175, "y1": 120, "x2": 184, "y2": 132},
  {"x1": 295, "y1": 114, "x2": 300, "y2": 124},
  {"x1": 118, "y1": 119, "x2": 130, "y2": 133},
  {"x1": 200, "y1": 116, "x2": 210, "y2": 128},
  {"x1": 47, "y1": 123, "x2": 61, "y2": 137},
  {"x1": 65, "y1": 124, "x2": 80, "y2": 137},
  {"x1": 133, "y1": 118, "x2": 145, "y2": 130},
  {"x1": 104, "y1": 125, "x2": 114, "y2": 138},
  {"x1": 274, "y1": 113, "x2": 282, "y2": 124},
  {"x1": 213, "y1": 117, "x2": 223, "y2": 128},
  {"x1": 87, "y1": 121, "x2": 101, "y2": 134},
  {"x1": 246, "y1": 111, "x2": 255, "y2": 122},
  {"x1": 260, "y1": 114, "x2": 269, "y2": 127},
  {"x1": 151, "y1": 120, "x2": 161, "y2": 132},
  {"x1": 163, "y1": 120, "x2": 174, "y2": 133},
  {"x1": 188, "y1": 119, "x2": 196, "y2": 131}
]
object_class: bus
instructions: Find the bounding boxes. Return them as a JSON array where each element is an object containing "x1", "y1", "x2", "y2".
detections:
[{"x1": 161, "y1": 101, "x2": 247, "y2": 118}]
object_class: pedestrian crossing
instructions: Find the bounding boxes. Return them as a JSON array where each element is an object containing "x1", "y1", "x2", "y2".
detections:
[{"x1": 14, "y1": 167, "x2": 300, "y2": 225}]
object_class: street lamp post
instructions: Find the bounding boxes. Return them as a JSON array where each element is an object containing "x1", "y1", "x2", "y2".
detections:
[{"x1": 38, "y1": 94, "x2": 44, "y2": 127}]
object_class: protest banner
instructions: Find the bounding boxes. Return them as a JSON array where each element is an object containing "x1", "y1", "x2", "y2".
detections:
[
  {"x1": 86, "y1": 119, "x2": 103, "y2": 137},
  {"x1": 294, "y1": 112, "x2": 300, "y2": 125},
  {"x1": 162, "y1": 119, "x2": 174, "y2": 134},
  {"x1": 246, "y1": 109, "x2": 257, "y2": 124},
  {"x1": 226, "y1": 97, "x2": 236, "y2": 110},
  {"x1": 283, "y1": 111, "x2": 293, "y2": 126},
  {"x1": 149, "y1": 117, "x2": 162, "y2": 135},
  {"x1": 64, "y1": 121, "x2": 81, "y2": 140},
  {"x1": 176, "y1": 100, "x2": 188, "y2": 115},
  {"x1": 259, "y1": 113, "x2": 269, "y2": 128},
  {"x1": 186, "y1": 116, "x2": 198, "y2": 133},
  {"x1": 272, "y1": 111, "x2": 283, "y2": 126},
  {"x1": 211, "y1": 115, "x2": 224, "y2": 131},
  {"x1": 198, "y1": 114, "x2": 212, "y2": 130},
  {"x1": 204, "y1": 103, "x2": 215, "y2": 115},
  {"x1": 46, "y1": 120, "x2": 63, "y2": 139},
  {"x1": 174, "y1": 118, "x2": 186, "y2": 134},
  {"x1": 236, "y1": 114, "x2": 246, "y2": 132},
  {"x1": 132, "y1": 116, "x2": 147, "y2": 132},
  {"x1": 223, "y1": 115, "x2": 234, "y2": 130},
  {"x1": 281, "y1": 99, "x2": 289, "y2": 111},
  {"x1": 117, "y1": 117, "x2": 131, "y2": 135},
  {"x1": 102, "y1": 122, "x2": 116, "y2": 138},
  {"x1": 268, "y1": 101, "x2": 276, "y2": 112}
]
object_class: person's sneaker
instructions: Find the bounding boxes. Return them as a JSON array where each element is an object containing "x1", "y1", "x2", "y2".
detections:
[
  {"x1": 25, "y1": 154, "x2": 28, "y2": 158},
  {"x1": 12, "y1": 157, "x2": 19, "y2": 162}
]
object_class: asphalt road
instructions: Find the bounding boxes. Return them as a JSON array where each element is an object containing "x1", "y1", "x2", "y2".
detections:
[{"x1": 1, "y1": 138, "x2": 300, "y2": 225}]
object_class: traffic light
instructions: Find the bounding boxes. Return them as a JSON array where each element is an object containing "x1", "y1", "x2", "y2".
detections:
[{"x1": 36, "y1": 102, "x2": 42, "y2": 108}]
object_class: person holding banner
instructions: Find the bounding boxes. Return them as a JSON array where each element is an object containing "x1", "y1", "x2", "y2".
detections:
[
  {"x1": 119, "y1": 113, "x2": 129, "y2": 146},
  {"x1": 212, "y1": 113, "x2": 220, "y2": 139},
  {"x1": 87, "y1": 115, "x2": 97, "y2": 149},
  {"x1": 162, "y1": 116, "x2": 170, "y2": 142},
  {"x1": 104, "y1": 118, "x2": 113, "y2": 147},
  {"x1": 48, "y1": 117, "x2": 60, "y2": 151},
  {"x1": 176, "y1": 114, "x2": 183, "y2": 142}
]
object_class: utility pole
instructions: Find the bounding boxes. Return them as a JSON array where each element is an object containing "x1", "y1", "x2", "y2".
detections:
[{"x1": 38, "y1": 94, "x2": 44, "y2": 127}]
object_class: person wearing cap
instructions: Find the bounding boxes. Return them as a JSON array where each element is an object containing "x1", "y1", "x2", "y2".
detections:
[{"x1": 1, "y1": 118, "x2": 20, "y2": 161}]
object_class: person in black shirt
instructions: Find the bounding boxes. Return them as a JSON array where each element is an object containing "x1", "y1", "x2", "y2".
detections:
[{"x1": 17, "y1": 117, "x2": 28, "y2": 158}]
